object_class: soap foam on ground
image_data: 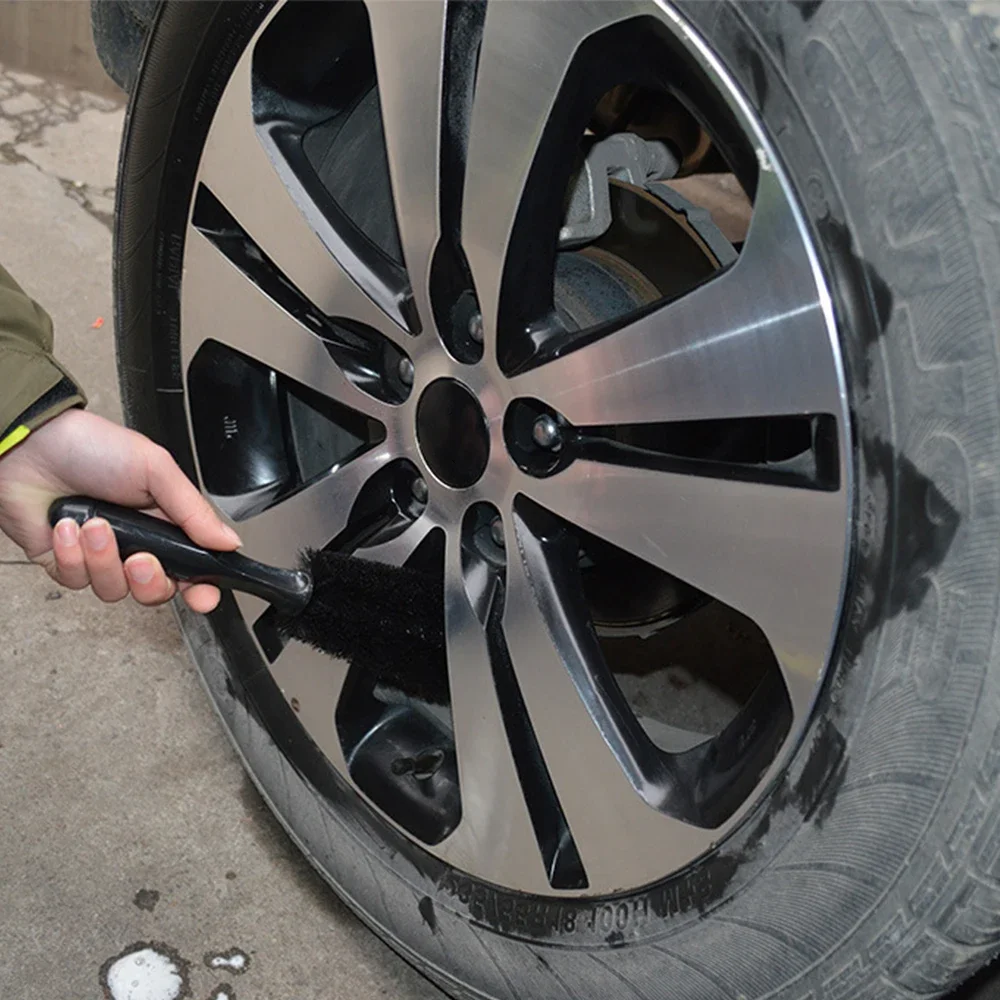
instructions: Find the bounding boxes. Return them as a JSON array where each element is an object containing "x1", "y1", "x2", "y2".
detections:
[
  {"x1": 206, "y1": 950, "x2": 250, "y2": 973},
  {"x1": 103, "y1": 946, "x2": 185, "y2": 1000}
]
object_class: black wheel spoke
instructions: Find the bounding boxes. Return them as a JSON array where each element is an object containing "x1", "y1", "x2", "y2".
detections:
[
  {"x1": 499, "y1": 501, "x2": 713, "y2": 887},
  {"x1": 197, "y1": 36, "x2": 411, "y2": 338},
  {"x1": 462, "y1": 2, "x2": 638, "y2": 359},
  {"x1": 518, "y1": 457, "x2": 844, "y2": 726},
  {"x1": 439, "y1": 518, "x2": 563, "y2": 891},
  {"x1": 366, "y1": 0, "x2": 449, "y2": 334}
]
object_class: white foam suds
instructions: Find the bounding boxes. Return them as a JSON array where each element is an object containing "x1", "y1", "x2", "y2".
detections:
[
  {"x1": 211, "y1": 991, "x2": 232, "y2": 1000},
  {"x1": 207, "y1": 951, "x2": 249, "y2": 973},
  {"x1": 105, "y1": 947, "x2": 184, "y2": 1000}
]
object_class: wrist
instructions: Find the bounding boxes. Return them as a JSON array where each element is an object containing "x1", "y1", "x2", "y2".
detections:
[{"x1": 0, "y1": 377, "x2": 85, "y2": 461}]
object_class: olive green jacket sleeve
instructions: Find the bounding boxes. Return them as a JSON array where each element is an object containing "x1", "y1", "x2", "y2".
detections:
[{"x1": 0, "y1": 263, "x2": 86, "y2": 455}]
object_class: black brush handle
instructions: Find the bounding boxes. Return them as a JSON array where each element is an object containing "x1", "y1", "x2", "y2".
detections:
[{"x1": 48, "y1": 496, "x2": 312, "y2": 616}]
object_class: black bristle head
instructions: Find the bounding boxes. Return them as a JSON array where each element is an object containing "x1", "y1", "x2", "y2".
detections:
[{"x1": 274, "y1": 549, "x2": 450, "y2": 705}]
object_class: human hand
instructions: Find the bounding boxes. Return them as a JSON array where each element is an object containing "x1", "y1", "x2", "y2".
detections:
[{"x1": 0, "y1": 408, "x2": 240, "y2": 611}]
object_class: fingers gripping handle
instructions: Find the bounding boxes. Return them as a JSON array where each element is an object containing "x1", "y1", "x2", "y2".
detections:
[{"x1": 48, "y1": 496, "x2": 312, "y2": 616}]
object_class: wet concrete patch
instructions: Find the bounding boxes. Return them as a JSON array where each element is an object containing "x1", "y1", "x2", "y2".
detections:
[{"x1": 133, "y1": 889, "x2": 161, "y2": 913}]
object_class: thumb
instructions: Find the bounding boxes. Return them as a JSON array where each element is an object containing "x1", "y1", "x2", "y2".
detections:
[
  {"x1": 32, "y1": 547, "x2": 58, "y2": 579},
  {"x1": 143, "y1": 443, "x2": 241, "y2": 551}
]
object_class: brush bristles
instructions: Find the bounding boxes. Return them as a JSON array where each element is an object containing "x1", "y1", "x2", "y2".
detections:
[{"x1": 274, "y1": 549, "x2": 450, "y2": 705}]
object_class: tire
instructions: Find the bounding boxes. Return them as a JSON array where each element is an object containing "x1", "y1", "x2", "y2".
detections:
[{"x1": 114, "y1": 2, "x2": 1000, "y2": 997}]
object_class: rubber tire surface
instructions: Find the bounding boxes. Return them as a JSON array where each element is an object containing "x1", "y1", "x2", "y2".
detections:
[{"x1": 114, "y1": 2, "x2": 1000, "y2": 997}]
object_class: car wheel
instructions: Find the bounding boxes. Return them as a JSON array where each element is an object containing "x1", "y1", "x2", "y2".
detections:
[{"x1": 114, "y1": 2, "x2": 1000, "y2": 997}]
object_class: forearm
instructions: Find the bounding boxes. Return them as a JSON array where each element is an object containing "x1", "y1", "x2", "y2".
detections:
[{"x1": 0, "y1": 264, "x2": 85, "y2": 456}]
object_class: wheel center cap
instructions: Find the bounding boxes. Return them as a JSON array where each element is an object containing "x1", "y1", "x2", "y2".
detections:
[{"x1": 416, "y1": 379, "x2": 490, "y2": 488}]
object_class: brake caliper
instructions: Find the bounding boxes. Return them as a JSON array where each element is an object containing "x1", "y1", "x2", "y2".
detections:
[{"x1": 559, "y1": 132, "x2": 679, "y2": 248}]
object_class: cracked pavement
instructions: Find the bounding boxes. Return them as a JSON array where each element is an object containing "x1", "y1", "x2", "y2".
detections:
[
  {"x1": 0, "y1": 66, "x2": 120, "y2": 230},
  {"x1": 0, "y1": 64, "x2": 444, "y2": 1000}
]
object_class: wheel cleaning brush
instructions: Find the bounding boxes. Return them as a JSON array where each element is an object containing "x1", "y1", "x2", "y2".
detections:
[{"x1": 48, "y1": 496, "x2": 449, "y2": 704}]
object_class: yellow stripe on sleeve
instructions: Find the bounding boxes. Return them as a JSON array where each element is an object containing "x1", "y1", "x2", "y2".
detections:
[{"x1": 0, "y1": 424, "x2": 30, "y2": 458}]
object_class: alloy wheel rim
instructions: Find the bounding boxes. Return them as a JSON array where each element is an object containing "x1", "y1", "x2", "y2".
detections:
[{"x1": 179, "y1": 0, "x2": 852, "y2": 895}]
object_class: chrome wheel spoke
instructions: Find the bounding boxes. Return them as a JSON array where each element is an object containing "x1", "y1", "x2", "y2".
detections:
[
  {"x1": 521, "y1": 460, "x2": 846, "y2": 721},
  {"x1": 199, "y1": 45, "x2": 409, "y2": 340},
  {"x1": 510, "y1": 168, "x2": 843, "y2": 425},
  {"x1": 237, "y1": 446, "x2": 394, "y2": 567},
  {"x1": 462, "y1": 1, "x2": 644, "y2": 349},
  {"x1": 358, "y1": 515, "x2": 438, "y2": 567},
  {"x1": 438, "y1": 524, "x2": 551, "y2": 891},
  {"x1": 366, "y1": 0, "x2": 446, "y2": 332},
  {"x1": 183, "y1": 232, "x2": 393, "y2": 423},
  {"x1": 502, "y1": 508, "x2": 710, "y2": 889},
  {"x1": 269, "y1": 643, "x2": 350, "y2": 773},
  {"x1": 230, "y1": 590, "x2": 349, "y2": 773}
]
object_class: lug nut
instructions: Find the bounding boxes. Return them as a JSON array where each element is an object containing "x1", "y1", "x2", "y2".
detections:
[
  {"x1": 411, "y1": 476, "x2": 428, "y2": 504},
  {"x1": 397, "y1": 356, "x2": 414, "y2": 385},
  {"x1": 531, "y1": 414, "x2": 561, "y2": 450},
  {"x1": 468, "y1": 312, "x2": 484, "y2": 344},
  {"x1": 412, "y1": 748, "x2": 445, "y2": 780},
  {"x1": 489, "y1": 517, "x2": 504, "y2": 547}
]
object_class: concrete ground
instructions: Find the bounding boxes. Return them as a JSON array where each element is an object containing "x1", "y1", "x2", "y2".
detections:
[{"x1": 0, "y1": 65, "x2": 444, "y2": 1000}]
